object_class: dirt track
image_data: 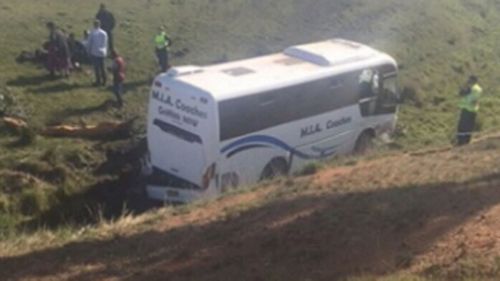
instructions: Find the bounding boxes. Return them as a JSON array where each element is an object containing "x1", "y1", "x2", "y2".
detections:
[{"x1": 3, "y1": 139, "x2": 500, "y2": 280}]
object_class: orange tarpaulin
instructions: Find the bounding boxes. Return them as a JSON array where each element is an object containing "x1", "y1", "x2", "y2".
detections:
[{"x1": 41, "y1": 121, "x2": 133, "y2": 139}]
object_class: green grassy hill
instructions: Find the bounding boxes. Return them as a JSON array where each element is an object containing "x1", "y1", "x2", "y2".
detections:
[
  {"x1": 4, "y1": 0, "x2": 500, "y2": 135},
  {"x1": 2, "y1": 0, "x2": 500, "y2": 276}
]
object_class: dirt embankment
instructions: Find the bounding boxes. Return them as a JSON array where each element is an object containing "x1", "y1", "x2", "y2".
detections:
[{"x1": 3, "y1": 138, "x2": 500, "y2": 280}]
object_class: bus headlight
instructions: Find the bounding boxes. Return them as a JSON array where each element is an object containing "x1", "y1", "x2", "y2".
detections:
[{"x1": 202, "y1": 163, "x2": 216, "y2": 190}]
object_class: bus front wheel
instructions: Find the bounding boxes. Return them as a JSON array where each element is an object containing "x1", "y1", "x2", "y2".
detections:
[
  {"x1": 354, "y1": 130, "x2": 375, "y2": 155},
  {"x1": 261, "y1": 158, "x2": 288, "y2": 180}
]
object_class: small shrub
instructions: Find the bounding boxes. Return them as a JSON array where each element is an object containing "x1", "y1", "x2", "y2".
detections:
[
  {"x1": 0, "y1": 194, "x2": 10, "y2": 212},
  {"x1": 19, "y1": 188, "x2": 50, "y2": 216},
  {"x1": 64, "y1": 149, "x2": 95, "y2": 169},
  {"x1": 297, "y1": 162, "x2": 322, "y2": 176},
  {"x1": 400, "y1": 84, "x2": 423, "y2": 108},
  {"x1": 48, "y1": 165, "x2": 69, "y2": 183},
  {"x1": 41, "y1": 147, "x2": 59, "y2": 166},
  {"x1": 0, "y1": 213, "x2": 18, "y2": 237},
  {"x1": 284, "y1": 178, "x2": 295, "y2": 187},
  {"x1": 15, "y1": 127, "x2": 36, "y2": 146},
  {"x1": 392, "y1": 123, "x2": 408, "y2": 138},
  {"x1": 16, "y1": 161, "x2": 50, "y2": 177},
  {"x1": 16, "y1": 161, "x2": 68, "y2": 184}
]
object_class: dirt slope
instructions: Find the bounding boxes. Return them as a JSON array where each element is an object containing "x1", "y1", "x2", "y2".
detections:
[{"x1": 3, "y1": 137, "x2": 500, "y2": 280}]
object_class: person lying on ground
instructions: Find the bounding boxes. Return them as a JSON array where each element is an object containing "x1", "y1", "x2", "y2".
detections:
[{"x1": 16, "y1": 49, "x2": 48, "y2": 65}]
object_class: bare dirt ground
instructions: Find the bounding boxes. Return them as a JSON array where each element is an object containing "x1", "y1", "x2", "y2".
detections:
[{"x1": 3, "y1": 139, "x2": 500, "y2": 280}]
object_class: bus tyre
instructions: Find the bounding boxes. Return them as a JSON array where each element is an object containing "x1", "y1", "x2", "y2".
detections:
[
  {"x1": 354, "y1": 131, "x2": 374, "y2": 155},
  {"x1": 261, "y1": 158, "x2": 288, "y2": 180}
]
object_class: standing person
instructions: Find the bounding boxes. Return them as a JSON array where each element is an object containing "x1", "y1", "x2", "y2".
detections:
[
  {"x1": 45, "y1": 24, "x2": 59, "y2": 77},
  {"x1": 456, "y1": 75, "x2": 483, "y2": 145},
  {"x1": 46, "y1": 22, "x2": 71, "y2": 77},
  {"x1": 154, "y1": 26, "x2": 171, "y2": 72},
  {"x1": 87, "y1": 20, "x2": 108, "y2": 86},
  {"x1": 56, "y1": 29, "x2": 71, "y2": 77},
  {"x1": 110, "y1": 49, "x2": 125, "y2": 107},
  {"x1": 95, "y1": 3, "x2": 116, "y2": 51}
]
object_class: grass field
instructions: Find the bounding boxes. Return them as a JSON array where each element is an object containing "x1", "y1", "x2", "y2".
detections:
[{"x1": 2, "y1": 0, "x2": 500, "y2": 279}]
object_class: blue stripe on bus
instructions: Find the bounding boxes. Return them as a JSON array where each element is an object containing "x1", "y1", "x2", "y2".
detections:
[
  {"x1": 221, "y1": 135, "x2": 338, "y2": 160},
  {"x1": 226, "y1": 144, "x2": 271, "y2": 159}
]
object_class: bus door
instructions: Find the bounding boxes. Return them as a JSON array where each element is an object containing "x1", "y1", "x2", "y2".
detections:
[
  {"x1": 376, "y1": 73, "x2": 399, "y2": 115},
  {"x1": 358, "y1": 67, "x2": 399, "y2": 117}
]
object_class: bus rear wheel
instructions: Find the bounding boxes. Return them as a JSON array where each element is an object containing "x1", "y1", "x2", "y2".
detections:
[
  {"x1": 354, "y1": 131, "x2": 375, "y2": 155},
  {"x1": 261, "y1": 158, "x2": 288, "y2": 180}
]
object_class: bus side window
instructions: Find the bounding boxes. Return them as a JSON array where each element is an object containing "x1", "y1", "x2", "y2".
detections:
[{"x1": 358, "y1": 69, "x2": 379, "y2": 116}]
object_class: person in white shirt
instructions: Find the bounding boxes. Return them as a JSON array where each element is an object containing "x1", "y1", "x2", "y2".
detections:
[{"x1": 87, "y1": 20, "x2": 108, "y2": 86}]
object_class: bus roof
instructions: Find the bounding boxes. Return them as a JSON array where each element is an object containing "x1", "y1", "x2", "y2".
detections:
[{"x1": 161, "y1": 39, "x2": 396, "y2": 101}]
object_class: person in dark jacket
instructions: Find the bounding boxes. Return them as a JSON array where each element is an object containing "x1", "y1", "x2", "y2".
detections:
[
  {"x1": 95, "y1": 3, "x2": 116, "y2": 51},
  {"x1": 68, "y1": 33, "x2": 89, "y2": 67}
]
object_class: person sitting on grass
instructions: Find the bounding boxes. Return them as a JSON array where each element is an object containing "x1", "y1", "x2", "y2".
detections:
[
  {"x1": 68, "y1": 33, "x2": 89, "y2": 68},
  {"x1": 109, "y1": 49, "x2": 125, "y2": 107}
]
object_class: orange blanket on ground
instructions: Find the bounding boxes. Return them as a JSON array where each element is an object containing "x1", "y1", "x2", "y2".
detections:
[{"x1": 41, "y1": 121, "x2": 132, "y2": 138}]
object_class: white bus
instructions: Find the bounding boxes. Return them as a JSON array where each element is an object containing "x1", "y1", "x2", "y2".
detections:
[{"x1": 145, "y1": 39, "x2": 399, "y2": 202}]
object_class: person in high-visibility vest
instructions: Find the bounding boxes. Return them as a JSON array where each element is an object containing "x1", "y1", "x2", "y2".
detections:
[
  {"x1": 155, "y1": 26, "x2": 171, "y2": 72},
  {"x1": 456, "y1": 75, "x2": 482, "y2": 145}
]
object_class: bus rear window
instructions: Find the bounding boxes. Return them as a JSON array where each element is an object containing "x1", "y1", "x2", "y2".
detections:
[{"x1": 153, "y1": 119, "x2": 203, "y2": 144}]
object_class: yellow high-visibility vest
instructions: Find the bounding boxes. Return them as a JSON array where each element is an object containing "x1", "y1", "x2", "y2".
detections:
[
  {"x1": 155, "y1": 32, "x2": 169, "y2": 49},
  {"x1": 459, "y1": 84, "x2": 482, "y2": 113}
]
